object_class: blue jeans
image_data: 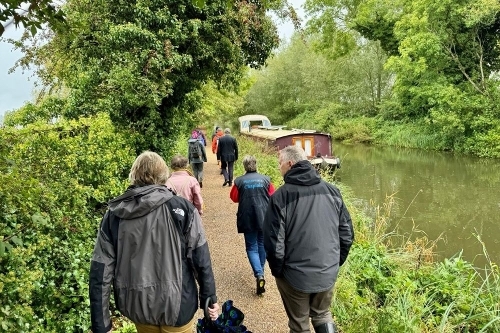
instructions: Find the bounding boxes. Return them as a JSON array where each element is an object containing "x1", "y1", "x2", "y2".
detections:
[{"x1": 244, "y1": 231, "x2": 266, "y2": 277}]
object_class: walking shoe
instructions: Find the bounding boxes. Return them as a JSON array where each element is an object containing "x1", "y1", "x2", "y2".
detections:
[
  {"x1": 256, "y1": 276, "x2": 266, "y2": 295},
  {"x1": 228, "y1": 181, "x2": 232, "y2": 186},
  {"x1": 199, "y1": 182, "x2": 203, "y2": 188},
  {"x1": 222, "y1": 180, "x2": 229, "y2": 187}
]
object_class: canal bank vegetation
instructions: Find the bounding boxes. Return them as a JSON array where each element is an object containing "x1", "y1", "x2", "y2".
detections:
[{"x1": 242, "y1": 0, "x2": 500, "y2": 158}]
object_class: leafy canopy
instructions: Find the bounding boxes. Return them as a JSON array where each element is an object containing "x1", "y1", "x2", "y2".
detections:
[{"x1": 16, "y1": 0, "x2": 279, "y2": 156}]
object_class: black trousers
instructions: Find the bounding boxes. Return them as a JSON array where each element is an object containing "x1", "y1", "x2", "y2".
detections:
[{"x1": 221, "y1": 160, "x2": 234, "y2": 182}]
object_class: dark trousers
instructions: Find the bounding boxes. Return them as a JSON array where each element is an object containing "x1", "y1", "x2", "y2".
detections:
[
  {"x1": 221, "y1": 160, "x2": 234, "y2": 182},
  {"x1": 275, "y1": 277, "x2": 334, "y2": 333},
  {"x1": 190, "y1": 162, "x2": 204, "y2": 182}
]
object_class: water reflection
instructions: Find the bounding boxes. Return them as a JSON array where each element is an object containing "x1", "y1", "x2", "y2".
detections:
[{"x1": 334, "y1": 142, "x2": 500, "y2": 267}]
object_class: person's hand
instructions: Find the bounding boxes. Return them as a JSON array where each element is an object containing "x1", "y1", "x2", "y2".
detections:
[{"x1": 208, "y1": 302, "x2": 220, "y2": 321}]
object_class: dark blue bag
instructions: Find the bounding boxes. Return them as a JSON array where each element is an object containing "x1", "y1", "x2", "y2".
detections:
[{"x1": 197, "y1": 300, "x2": 252, "y2": 333}]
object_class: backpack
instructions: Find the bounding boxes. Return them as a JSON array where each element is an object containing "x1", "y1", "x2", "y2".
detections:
[{"x1": 189, "y1": 141, "x2": 202, "y2": 159}]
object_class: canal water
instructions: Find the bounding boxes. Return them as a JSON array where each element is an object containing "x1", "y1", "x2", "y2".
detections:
[{"x1": 333, "y1": 142, "x2": 500, "y2": 267}]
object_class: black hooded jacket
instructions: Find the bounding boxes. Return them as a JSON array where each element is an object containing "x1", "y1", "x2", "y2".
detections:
[{"x1": 263, "y1": 160, "x2": 354, "y2": 293}]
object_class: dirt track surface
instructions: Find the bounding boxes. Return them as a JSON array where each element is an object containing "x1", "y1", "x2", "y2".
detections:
[{"x1": 195, "y1": 151, "x2": 290, "y2": 333}]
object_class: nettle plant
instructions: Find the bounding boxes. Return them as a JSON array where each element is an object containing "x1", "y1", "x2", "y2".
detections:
[{"x1": 0, "y1": 113, "x2": 135, "y2": 332}]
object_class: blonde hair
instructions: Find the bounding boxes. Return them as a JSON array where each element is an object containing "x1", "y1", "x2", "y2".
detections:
[{"x1": 129, "y1": 151, "x2": 170, "y2": 186}]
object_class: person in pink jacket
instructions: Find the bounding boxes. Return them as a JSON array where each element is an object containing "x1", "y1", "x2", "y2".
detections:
[{"x1": 166, "y1": 154, "x2": 204, "y2": 215}]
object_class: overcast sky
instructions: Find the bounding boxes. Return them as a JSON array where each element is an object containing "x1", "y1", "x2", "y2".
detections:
[
  {"x1": 0, "y1": 0, "x2": 306, "y2": 117},
  {"x1": 0, "y1": 26, "x2": 38, "y2": 116}
]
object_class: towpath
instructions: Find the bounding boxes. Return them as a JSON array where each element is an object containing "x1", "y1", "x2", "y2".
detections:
[{"x1": 196, "y1": 149, "x2": 290, "y2": 332}]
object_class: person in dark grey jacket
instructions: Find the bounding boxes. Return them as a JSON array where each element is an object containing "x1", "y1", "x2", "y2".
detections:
[
  {"x1": 229, "y1": 155, "x2": 275, "y2": 295},
  {"x1": 188, "y1": 133, "x2": 208, "y2": 188},
  {"x1": 89, "y1": 151, "x2": 219, "y2": 333},
  {"x1": 263, "y1": 146, "x2": 354, "y2": 333}
]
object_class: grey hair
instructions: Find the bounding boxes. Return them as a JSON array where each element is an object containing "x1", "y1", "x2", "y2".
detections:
[
  {"x1": 170, "y1": 154, "x2": 189, "y2": 170},
  {"x1": 224, "y1": 128, "x2": 231, "y2": 134},
  {"x1": 280, "y1": 145, "x2": 307, "y2": 164},
  {"x1": 129, "y1": 151, "x2": 170, "y2": 186},
  {"x1": 242, "y1": 155, "x2": 257, "y2": 172}
]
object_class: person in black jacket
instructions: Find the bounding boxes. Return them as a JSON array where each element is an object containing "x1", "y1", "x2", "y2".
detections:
[
  {"x1": 89, "y1": 151, "x2": 219, "y2": 333},
  {"x1": 217, "y1": 128, "x2": 238, "y2": 187},
  {"x1": 229, "y1": 155, "x2": 275, "y2": 295},
  {"x1": 263, "y1": 146, "x2": 354, "y2": 333}
]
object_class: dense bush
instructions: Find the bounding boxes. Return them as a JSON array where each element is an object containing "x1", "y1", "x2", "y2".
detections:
[{"x1": 0, "y1": 113, "x2": 135, "y2": 332}]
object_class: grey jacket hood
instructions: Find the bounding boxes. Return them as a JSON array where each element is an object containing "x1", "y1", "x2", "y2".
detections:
[{"x1": 108, "y1": 185, "x2": 173, "y2": 219}]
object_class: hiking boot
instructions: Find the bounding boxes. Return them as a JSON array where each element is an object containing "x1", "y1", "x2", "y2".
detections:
[{"x1": 256, "y1": 276, "x2": 266, "y2": 295}]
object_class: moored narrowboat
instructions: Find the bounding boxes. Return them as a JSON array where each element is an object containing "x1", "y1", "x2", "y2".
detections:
[{"x1": 238, "y1": 115, "x2": 340, "y2": 170}]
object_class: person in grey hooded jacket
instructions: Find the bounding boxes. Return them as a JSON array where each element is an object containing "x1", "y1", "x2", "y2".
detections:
[
  {"x1": 263, "y1": 146, "x2": 354, "y2": 333},
  {"x1": 89, "y1": 151, "x2": 219, "y2": 333}
]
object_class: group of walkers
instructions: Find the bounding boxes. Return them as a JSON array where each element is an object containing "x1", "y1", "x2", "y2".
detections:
[{"x1": 89, "y1": 126, "x2": 355, "y2": 333}]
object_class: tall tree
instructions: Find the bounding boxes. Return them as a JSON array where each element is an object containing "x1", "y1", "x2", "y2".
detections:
[{"x1": 14, "y1": 0, "x2": 279, "y2": 155}]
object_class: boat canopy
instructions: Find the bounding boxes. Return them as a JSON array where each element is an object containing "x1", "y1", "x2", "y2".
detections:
[{"x1": 238, "y1": 115, "x2": 271, "y2": 132}]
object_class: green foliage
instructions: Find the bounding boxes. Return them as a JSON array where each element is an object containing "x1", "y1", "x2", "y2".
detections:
[
  {"x1": 232, "y1": 136, "x2": 283, "y2": 186},
  {"x1": 276, "y1": 0, "x2": 500, "y2": 157},
  {"x1": 374, "y1": 121, "x2": 448, "y2": 150},
  {"x1": 3, "y1": 97, "x2": 66, "y2": 127},
  {"x1": 0, "y1": 113, "x2": 135, "y2": 332},
  {"x1": 328, "y1": 186, "x2": 500, "y2": 332},
  {"x1": 243, "y1": 35, "x2": 390, "y2": 125},
  {"x1": 194, "y1": 79, "x2": 251, "y2": 130},
  {"x1": 14, "y1": 0, "x2": 279, "y2": 156},
  {"x1": 329, "y1": 117, "x2": 377, "y2": 143},
  {"x1": 334, "y1": 238, "x2": 500, "y2": 332},
  {"x1": 0, "y1": 0, "x2": 66, "y2": 36}
]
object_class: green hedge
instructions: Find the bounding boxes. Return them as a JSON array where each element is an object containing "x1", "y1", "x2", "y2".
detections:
[{"x1": 0, "y1": 114, "x2": 135, "y2": 332}]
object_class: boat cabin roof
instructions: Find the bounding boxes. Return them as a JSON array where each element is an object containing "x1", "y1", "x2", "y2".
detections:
[{"x1": 244, "y1": 127, "x2": 325, "y2": 140}]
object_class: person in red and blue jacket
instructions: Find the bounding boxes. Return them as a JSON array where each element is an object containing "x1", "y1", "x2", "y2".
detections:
[{"x1": 230, "y1": 155, "x2": 275, "y2": 295}]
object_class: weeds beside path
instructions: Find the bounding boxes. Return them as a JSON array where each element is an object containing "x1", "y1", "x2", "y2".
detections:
[{"x1": 197, "y1": 151, "x2": 289, "y2": 332}]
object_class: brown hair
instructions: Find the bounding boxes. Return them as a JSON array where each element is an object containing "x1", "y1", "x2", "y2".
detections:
[
  {"x1": 170, "y1": 154, "x2": 189, "y2": 171},
  {"x1": 242, "y1": 155, "x2": 257, "y2": 172}
]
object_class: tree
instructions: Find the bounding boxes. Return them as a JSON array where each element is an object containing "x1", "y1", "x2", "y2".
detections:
[
  {"x1": 15, "y1": 0, "x2": 279, "y2": 156},
  {"x1": 0, "y1": 0, "x2": 66, "y2": 36}
]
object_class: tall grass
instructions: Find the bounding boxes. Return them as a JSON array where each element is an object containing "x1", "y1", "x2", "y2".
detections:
[
  {"x1": 324, "y1": 180, "x2": 500, "y2": 332},
  {"x1": 232, "y1": 135, "x2": 283, "y2": 186}
]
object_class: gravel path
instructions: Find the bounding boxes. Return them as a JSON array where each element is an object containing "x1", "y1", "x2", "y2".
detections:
[{"x1": 196, "y1": 151, "x2": 290, "y2": 333}]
